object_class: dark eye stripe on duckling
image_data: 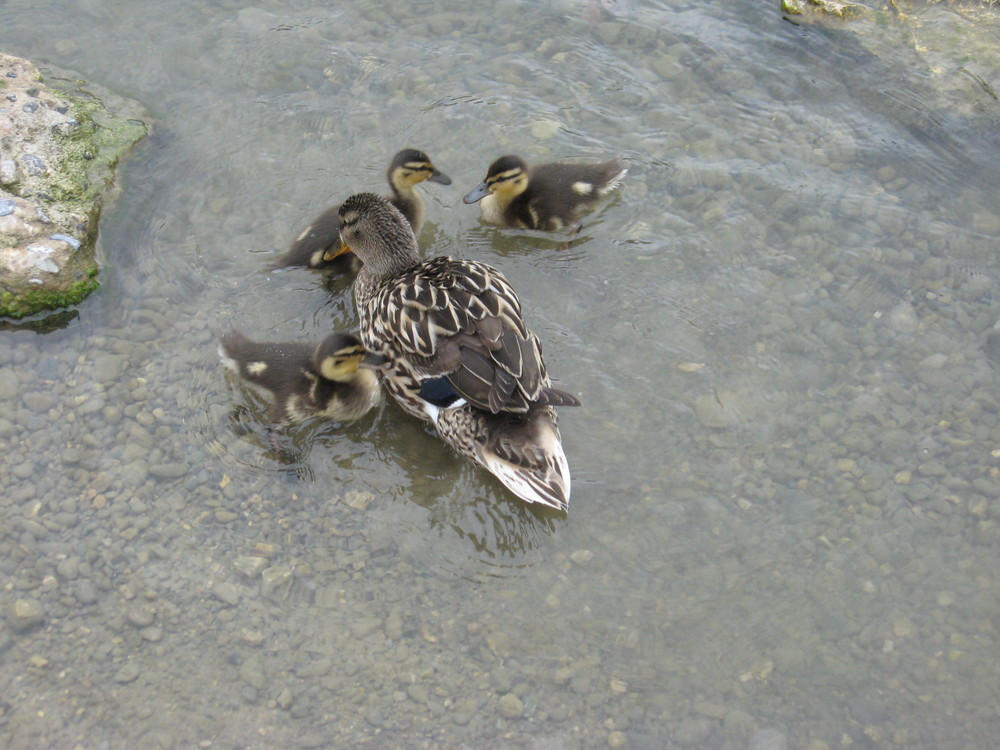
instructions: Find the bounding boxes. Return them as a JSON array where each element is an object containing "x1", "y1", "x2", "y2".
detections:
[
  {"x1": 333, "y1": 345, "x2": 366, "y2": 358},
  {"x1": 487, "y1": 168, "x2": 523, "y2": 187}
]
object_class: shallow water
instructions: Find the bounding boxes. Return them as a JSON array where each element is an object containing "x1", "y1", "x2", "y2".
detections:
[{"x1": 3, "y1": 0, "x2": 1000, "y2": 747}]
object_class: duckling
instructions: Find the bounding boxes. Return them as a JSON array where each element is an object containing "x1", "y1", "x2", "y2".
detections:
[
  {"x1": 218, "y1": 331, "x2": 381, "y2": 424},
  {"x1": 270, "y1": 148, "x2": 451, "y2": 271},
  {"x1": 463, "y1": 154, "x2": 626, "y2": 231},
  {"x1": 330, "y1": 192, "x2": 581, "y2": 510}
]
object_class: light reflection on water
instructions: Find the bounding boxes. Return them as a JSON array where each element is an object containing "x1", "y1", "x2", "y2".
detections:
[{"x1": 2, "y1": 0, "x2": 1000, "y2": 746}]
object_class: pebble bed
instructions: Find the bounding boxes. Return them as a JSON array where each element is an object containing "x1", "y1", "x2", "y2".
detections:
[{"x1": 2, "y1": 1, "x2": 1000, "y2": 748}]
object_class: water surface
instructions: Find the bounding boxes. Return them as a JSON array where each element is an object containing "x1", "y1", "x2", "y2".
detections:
[{"x1": 2, "y1": 1, "x2": 1000, "y2": 748}]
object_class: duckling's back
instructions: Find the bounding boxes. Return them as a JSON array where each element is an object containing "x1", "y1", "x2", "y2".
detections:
[{"x1": 517, "y1": 157, "x2": 626, "y2": 230}]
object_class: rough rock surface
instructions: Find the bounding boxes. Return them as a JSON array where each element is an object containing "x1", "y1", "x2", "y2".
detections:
[
  {"x1": 779, "y1": 0, "x2": 1000, "y2": 115},
  {"x1": 0, "y1": 52, "x2": 148, "y2": 319}
]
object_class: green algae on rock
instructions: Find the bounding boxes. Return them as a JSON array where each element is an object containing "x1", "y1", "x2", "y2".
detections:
[
  {"x1": 0, "y1": 52, "x2": 148, "y2": 320},
  {"x1": 781, "y1": 0, "x2": 868, "y2": 20}
]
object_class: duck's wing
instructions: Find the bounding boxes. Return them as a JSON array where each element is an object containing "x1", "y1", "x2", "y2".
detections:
[{"x1": 376, "y1": 257, "x2": 573, "y2": 413}]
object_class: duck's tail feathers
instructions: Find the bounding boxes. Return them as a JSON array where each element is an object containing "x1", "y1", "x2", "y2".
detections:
[
  {"x1": 538, "y1": 387, "x2": 582, "y2": 408},
  {"x1": 478, "y1": 412, "x2": 571, "y2": 511}
]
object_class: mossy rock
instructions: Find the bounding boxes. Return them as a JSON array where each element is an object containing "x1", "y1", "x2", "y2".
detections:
[
  {"x1": 781, "y1": 0, "x2": 870, "y2": 20},
  {"x1": 0, "y1": 52, "x2": 149, "y2": 319},
  {"x1": 780, "y1": 1, "x2": 1000, "y2": 141}
]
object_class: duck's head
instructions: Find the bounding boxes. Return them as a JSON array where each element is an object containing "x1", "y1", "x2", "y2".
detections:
[
  {"x1": 388, "y1": 148, "x2": 452, "y2": 191},
  {"x1": 463, "y1": 155, "x2": 529, "y2": 204},
  {"x1": 327, "y1": 192, "x2": 419, "y2": 274},
  {"x1": 315, "y1": 333, "x2": 382, "y2": 382}
]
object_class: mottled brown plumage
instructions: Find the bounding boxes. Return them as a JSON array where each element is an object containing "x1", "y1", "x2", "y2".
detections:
[{"x1": 338, "y1": 193, "x2": 577, "y2": 415}]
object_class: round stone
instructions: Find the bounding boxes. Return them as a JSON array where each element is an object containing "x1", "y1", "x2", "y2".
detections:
[
  {"x1": 113, "y1": 663, "x2": 140, "y2": 683},
  {"x1": 498, "y1": 692, "x2": 524, "y2": 719}
]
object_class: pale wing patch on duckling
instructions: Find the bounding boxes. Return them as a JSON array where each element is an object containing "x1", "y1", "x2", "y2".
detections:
[
  {"x1": 247, "y1": 361, "x2": 268, "y2": 376},
  {"x1": 571, "y1": 181, "x2": 595, "y2": 196},
  {"x1": 218, "y1": 342, "x2": 280, "y2": 404}
]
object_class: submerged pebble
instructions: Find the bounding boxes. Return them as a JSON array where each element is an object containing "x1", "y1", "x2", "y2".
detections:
[
  {"x1": 126, "y1": 605, "x2": 155, "y2": 628},
  {"x1": 261, "y1": 566, "x2": 293, "y2": 601},
  {"x1": 8, "y1": 598, "x2": 45, "y2": 632},
  {"x1": 498, "y1": 692, "x2": 524, "y2": 719},
  {"x1": 213, "y1": 581, "x2": 240, "y2": 606},
  {"x1": 113, "y1": 663, "x2": 141, "y2": 684}
]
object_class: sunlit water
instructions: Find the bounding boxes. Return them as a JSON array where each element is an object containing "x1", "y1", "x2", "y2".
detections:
[{"x1": 2, "y1": 1, "x2": 1000, "y2": 747}]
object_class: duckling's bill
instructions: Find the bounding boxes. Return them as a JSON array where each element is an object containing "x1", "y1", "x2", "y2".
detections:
[
  {"x1": 428, "y1": 168, "x2": 452, "y2": 185},
  {"x1": 361, "y1": 351, "x2": 390, "y2": 370},
  {"x1": 463, "y1": 182, "x2": 490, "y2": 204},
  {"x1": 323, "y1": 240, "x2": 353, "y2": 262}
]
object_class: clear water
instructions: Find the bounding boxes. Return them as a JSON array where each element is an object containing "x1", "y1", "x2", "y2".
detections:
[{"x1": 2, "y1": 1, "x2": 1000, "y2": 747}]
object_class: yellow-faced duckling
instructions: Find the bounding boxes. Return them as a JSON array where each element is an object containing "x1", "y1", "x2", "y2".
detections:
[
  {"x1": 219, "y1": 331, "x2": 381, "y2": 424},
  {"x1": 270, "y1": 148, "x2": 451, "y2": 271},
  {"x1": 329, "y1": 192, "x2": 581, "y2": 510},
  {"x1": 463, "y1": 154, "x2": 626, "y2": 231}
]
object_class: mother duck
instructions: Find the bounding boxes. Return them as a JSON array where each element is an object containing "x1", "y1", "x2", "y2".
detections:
[{"x1": 329, "y1": 192, "x2": 580, "y2": 510}]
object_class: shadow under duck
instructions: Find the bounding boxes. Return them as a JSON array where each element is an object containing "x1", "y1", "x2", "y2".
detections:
[
  {"x1": 270, "y1": 148, "x2": 451, "y2": 272},
  {"x1": 329, "y1": 192, "x2": 581, "y2": 511},
  {"x1": 464, "y1": 154, "x2": 626, "y2": 231}
]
